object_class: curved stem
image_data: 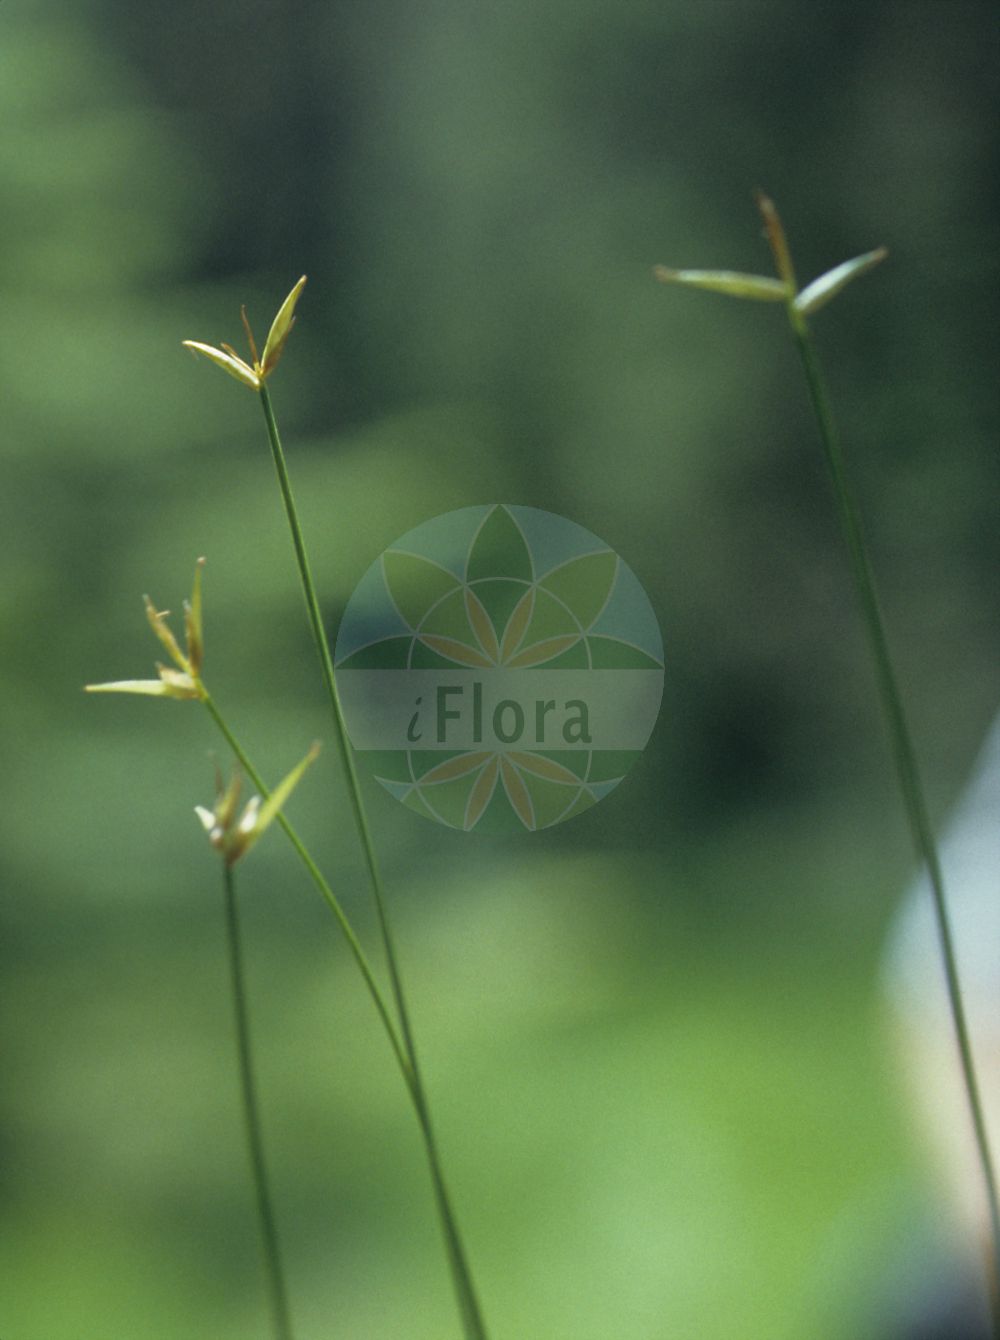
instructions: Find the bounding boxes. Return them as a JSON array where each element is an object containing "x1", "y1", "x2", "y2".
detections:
[
  {"x1": 787, "y1": 302, "x2": 1000, "y2": 1320},
  {"x1": 202, "y1": 691, "x2": 412, "y2": 1087},
  {"x1": 257, "y1": 385, "x2": 488, "y2": 1339},
  {"x1": 223, "y1": 862, "x2": 294, "y2": 1340}
]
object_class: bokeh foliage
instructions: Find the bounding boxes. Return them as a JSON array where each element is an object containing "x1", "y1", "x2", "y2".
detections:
[{"x1": 1, "y1": 0, "x2": 996, "y2": 1335}]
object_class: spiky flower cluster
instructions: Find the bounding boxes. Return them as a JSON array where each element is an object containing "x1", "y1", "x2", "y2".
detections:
[
  {"x1": 86, "y1": 559, "x2": 206, "y2": 701},
  {"x1": 183, "y1": 276, "x2": 307, "y2": 391},
  {"x1": 654, "y1": 192, "x2": 886, "y2": 316},
  {"x1": 196, "y1": 747, "x2": 319, "y2": 867}
]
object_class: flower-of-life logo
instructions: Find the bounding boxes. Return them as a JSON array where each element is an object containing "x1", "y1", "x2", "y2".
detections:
[{"x1": 335, "y1": 505, "x2": 663, "y2": 832}]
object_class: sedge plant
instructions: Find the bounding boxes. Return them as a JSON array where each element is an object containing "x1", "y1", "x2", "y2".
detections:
[
  {"x1": 175, "y1": 280, "x2": 486, "y2": 1336},
  {"x1": 86, "y1": 551, "x2": 482, "y2": 1335},
  {"x1": 654, "y1": 192, "x2": 1000, "y2": 1329}
]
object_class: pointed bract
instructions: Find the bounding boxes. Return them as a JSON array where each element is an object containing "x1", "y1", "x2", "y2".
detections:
[
  {"x1": 86, "y1": 677, "x2": 172, "y2": 697},
  {"x1": 260, "y1": 275, "x2": 307, "y2": 378},
  {"x1": 653, "y1": 266, "x2": 790, "y2": 300},
  {"x1": 247, "y1": 741, "x2": 321, "y2": 853},
  {"x1": 794, "y1": 248, "x2": 888, "y2": 316},
  {"x1": 85, "y1": 674, "x2": 199, "y2": 700},
  {"x1": 182, "y1": 340, "x2": 260, "y2": 390}
]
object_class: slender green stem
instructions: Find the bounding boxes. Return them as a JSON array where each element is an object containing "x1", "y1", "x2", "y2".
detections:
[
  {"x1": 202, "y1": 691, "x2": 412, "y2": 1086},
  {"x1": 257, "y1": 384, "x2": 488, "y2": 1340},
  {"x1": 786, "y1": 301, "x2": 1000, "y2": 1316},
  {"x1": 222, "y1": 861, "x2": 294, "y2": 1340}
]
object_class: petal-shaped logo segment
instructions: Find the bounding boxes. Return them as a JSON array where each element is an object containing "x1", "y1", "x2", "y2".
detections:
[
  {"x1": 467, "y1": 506, "x2": 533, "y2": 584},
  {"x1": 464, "y1": 587, "x2": 500, "y2": 663},
  {"x1": 382, "y1": 551, "x2": 461, "y2": 631},
  {"x1": 506, "y1": 636, "x2": 581, "y2": 669},
  {"x1": 417, "y1": 636, "x2": 494, "y2": 668},
  {"x1": 500, "y1": 587, "x2": 535, "y2": 662},
  {"x1": 419, "y1": 751, "x2": 493, "y2": 784},
  {"x1": 500, "y1": 756, "x2": 534, "y2": 829},
  {"x1": 465, "y1": 756, "x2": 499, "y2": 830},
  {"x1": 539, "y1": 550, "x2": 618, "y2": 630},
  {"x1": 507, "y1": 751, "x2": 583, "y2": 785}
]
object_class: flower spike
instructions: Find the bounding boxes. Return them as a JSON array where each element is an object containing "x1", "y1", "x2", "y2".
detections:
[
  {"x1": 86, "y1": 560, "x2": 207, "y2": 702},
  {"x1": 196, "y1": 744, "x2": 320, "y2": 866},
  {"x1": 755, "y1": 190, "x2": 797, "y2": 289}
]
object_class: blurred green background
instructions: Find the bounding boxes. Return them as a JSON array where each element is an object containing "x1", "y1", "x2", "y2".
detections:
[{"x1": 2, "y1": 0, "x2": 997, "y2": 1335}]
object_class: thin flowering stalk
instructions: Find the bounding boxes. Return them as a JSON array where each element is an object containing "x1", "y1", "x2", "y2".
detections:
[
  {"x1": 256, "y1": 382, "x2": 488, "y2": 1340},
  {"x1": 197, "y1": 750, "x2": 319, "y2": 1340},
  {"x1": 222, "y1": 858, "x2": 294, "y2": 1340},
  {"x1": 760, "y1": 195, "x2": 1000, "y2": 1313},
  {"x1": 184, "y1": 287, "x2": 489, "y2": 1339},
  {"x1": 657, "y1": 195, "x2": 1000, "y2": 1325}
]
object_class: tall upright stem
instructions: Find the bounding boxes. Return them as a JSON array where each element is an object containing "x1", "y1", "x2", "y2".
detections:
[
  {"x1": 777, "y1": 261, "x2": 1000, "y2": 1317},
  {"x1": 256, "y1": 385, "x2": 488, "y2": 1339},
  {"x1": 223, "y1": 862, "x2": 294, "y2": 1340}
]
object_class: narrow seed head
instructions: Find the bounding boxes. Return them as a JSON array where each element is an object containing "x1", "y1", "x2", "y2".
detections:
[
  {"x1": 755, "y1": 190, "x2": 797, "y2": 290},
  {"x1": 183, "y1": 557, "x2": 206, "y2": 674},
  {"x1": 240, "y1": 305, "x2": 261, "y2": 368},
  {"x1": 144, "y1": 596, "x2": 190, "y2": 673}
]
